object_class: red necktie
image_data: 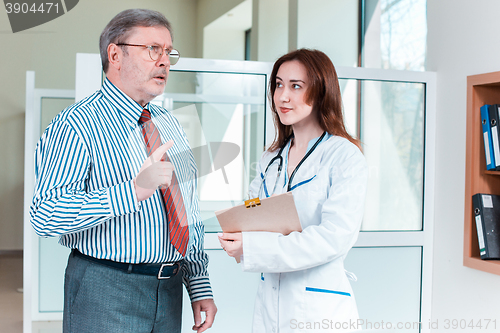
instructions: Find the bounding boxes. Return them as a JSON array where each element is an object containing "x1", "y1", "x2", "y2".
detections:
[{"x1": 139, "y1": 109, "x2": 189, "y2": 257}]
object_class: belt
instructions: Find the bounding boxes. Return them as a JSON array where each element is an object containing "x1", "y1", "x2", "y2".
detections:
[{"x1": 73, "y1": 250, "x2": 182, "y2": 279}]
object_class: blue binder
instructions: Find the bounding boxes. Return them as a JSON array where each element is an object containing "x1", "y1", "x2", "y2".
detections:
[
  {"x1": 488, "y1": 104, "x2": 500, "y2": 170},
  {"x1": 481, "y1": 104, "x2": 496, "y2": 170}
]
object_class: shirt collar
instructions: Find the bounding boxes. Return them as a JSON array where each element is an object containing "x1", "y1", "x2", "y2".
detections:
[
  {"x1": 306, "y1": 132, "x2": 331, "y2": 151},
  {"x1": 285, "y1": 132, "x2": 330, "y2": 155},
  {"x1": 101, "y1": 78, "x2": 149, "y2": 127}
]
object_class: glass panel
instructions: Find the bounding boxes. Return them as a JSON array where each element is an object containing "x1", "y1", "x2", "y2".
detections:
[
  {"x1": 181, "y1": 250, "x2": 259, "y2": 332},
  {"x1": 339, "y1": 79, "x2": 360, "y2": 139},
  {"x1": 39, "y1": 237, "x2": 69, "y2": 312},
  {"x1": 364, "y1": 0, "x2": 427, "y2": 71},
  {"x1": 361, "y1": 80, "x2": 425, "y2": 231},
  {"x1": 344, "y1": 246, "x2": 422, "y2": 332},
  {"x1": 158, "y1": 71, "x2": 267, "y2": 232}
]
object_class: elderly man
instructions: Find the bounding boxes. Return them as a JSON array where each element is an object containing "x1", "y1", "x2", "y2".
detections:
[{"x1": 30, "y1": 9, "x2": 216, "y2": 333}]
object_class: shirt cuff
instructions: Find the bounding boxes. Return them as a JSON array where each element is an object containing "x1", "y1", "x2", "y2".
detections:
[
  {"x1": 106, "y1": 180, "x2": 140, "y2": 217},
  {"x1": 186, "y1": 276, "x2": 214, "y2": 302}
]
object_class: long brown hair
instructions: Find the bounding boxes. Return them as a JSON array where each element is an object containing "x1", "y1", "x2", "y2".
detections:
[{"x1": 268, "y1": 48, "x2": 360, "y2": 151}]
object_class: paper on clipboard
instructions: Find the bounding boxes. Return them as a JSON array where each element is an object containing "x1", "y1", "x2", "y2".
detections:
[{"x1": 215, "y1": 192, "x2": 302, "y2": 235}]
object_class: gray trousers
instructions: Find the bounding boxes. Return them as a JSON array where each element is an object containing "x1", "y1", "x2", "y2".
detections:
[{"x1": 63, "y1": 251, "x2": 183, "y2": 333}]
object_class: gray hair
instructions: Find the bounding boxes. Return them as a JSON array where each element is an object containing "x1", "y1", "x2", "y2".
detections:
[{"x1": 99, "y1": 9, "x2": 173, "y2": 73}]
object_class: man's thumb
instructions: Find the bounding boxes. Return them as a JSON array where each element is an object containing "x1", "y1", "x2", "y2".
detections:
[
  {"x1": 193, "y1": 305, "x2": 202, "y2": 326},
  {"x1": 152, "y1": 140, "x2": 174, "y2": 162}
]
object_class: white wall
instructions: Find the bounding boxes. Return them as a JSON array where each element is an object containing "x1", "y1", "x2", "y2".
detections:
[
  {"x1": 363, "y1": 0, "x2": 381, "y2": 68},
  {"x1": 202, "y1": 0, "x2": 251, "y2": 60},
  {"x1": 251, "y1": 0, "x2": 358, "y2": 64},
  {"x1": 196, "y1": 0, "x2": 246, "y2": 58},
  {"x1": 204, "y1": 29, "x2": 246, "y2": 60},
  {"x1": 427, "y1": 1, "x2": 500, "y2": 331},
  {"x1": 297, "y1": 0, "x2": 358, "y2": 67},
  {"x1": 255, "y1": 0, "x2": 289, "y2": 62}
]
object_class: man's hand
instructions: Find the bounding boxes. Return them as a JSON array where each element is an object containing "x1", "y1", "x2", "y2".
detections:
[
  {"x1": 134, "y1": 140, "x2": 174, "y2": 202},
  {"x1": 191, "y1": 298, "x2": 217, "y2": 332}
]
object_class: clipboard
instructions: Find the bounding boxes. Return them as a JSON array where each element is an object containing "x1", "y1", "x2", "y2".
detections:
[{"x1": 215, "y1": 192, "x2": 302, "y2": 235}]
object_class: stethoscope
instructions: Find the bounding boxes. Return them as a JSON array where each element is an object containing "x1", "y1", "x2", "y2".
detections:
[{"x1": 259, "y1": 131, "x2": 327, "y2": 197}]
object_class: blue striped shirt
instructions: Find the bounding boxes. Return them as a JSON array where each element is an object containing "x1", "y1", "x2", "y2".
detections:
[{"x1": 30, "y1": 78, "x2": 212, "y2": 302}]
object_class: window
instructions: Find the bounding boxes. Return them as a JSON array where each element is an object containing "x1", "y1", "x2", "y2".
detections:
[{"x1": 363, "y1": 0, "x2": 427, "y2": 70}]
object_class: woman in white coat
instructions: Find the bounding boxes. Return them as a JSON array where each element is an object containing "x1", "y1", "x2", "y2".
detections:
[{"x1": 219, "y1": 49, "x2": 368, "y2": 333}]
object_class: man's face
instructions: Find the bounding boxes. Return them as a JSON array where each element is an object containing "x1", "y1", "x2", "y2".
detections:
[{"x1": 118, "y1": 26, "x2": 172, "y2": 106}]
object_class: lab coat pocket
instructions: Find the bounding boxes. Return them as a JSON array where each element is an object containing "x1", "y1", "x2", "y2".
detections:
[
  {"x1": 305, "y1": 286, "x2": 351, "y2": 297},
  {"x1": 303, "y1": 286, "x2": 358, "y2": 329}
]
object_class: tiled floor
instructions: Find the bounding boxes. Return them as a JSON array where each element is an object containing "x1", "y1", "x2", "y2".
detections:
[
  {"x1": 0, "y1": 253, "x2": 62, "y2": 333},
  {"x1": 0, "y1": 252, "x2": 23, "y2": 333},
  {"x1": 31, "y1": 321, "x2": 62, "y2": 333}
]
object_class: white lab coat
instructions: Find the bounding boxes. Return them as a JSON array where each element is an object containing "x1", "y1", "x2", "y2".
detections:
[{"x1": 242, "y1": 134, "x2": 368, "y2": 333}]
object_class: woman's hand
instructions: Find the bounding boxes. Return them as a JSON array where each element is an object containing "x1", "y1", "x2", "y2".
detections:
[{"x1": 218, "y1": 232, "x2": 243, "y2": 263}]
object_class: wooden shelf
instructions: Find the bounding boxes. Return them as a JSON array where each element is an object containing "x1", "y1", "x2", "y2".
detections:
[
  {"x1": 464, "y1": 71, "x2": 500, "y2": 275},
  {"x1": 464, "y1": 256, "x2": 500, "y2": 275},
  {"x1": 484, "y1": 170, "x2": 500, "y2": 176}
]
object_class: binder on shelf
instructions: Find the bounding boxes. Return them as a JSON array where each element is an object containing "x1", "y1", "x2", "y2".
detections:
[
  {"x1": 488, "y1": 104, "x2": 500, "y2": 169},
  {"x1": 481, "y1": 104, "x2": 496, "y2": 170},
  {"x1": 472, "y1": 193, "x2": 500, "y2": 259}
]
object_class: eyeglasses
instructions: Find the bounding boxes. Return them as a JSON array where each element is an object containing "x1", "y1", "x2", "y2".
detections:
[{"x1": 116, "y1": 43, "x2": 180, "y2": 65}]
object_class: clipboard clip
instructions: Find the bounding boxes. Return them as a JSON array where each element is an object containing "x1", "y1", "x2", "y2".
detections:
[{"x1": 244, "y1": 197, "x2": 261, "y2": 208}]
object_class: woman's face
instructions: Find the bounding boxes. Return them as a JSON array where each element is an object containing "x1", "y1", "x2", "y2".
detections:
[{"x1": 273, "y1": 60, "x2": 316, "y2": 128}]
